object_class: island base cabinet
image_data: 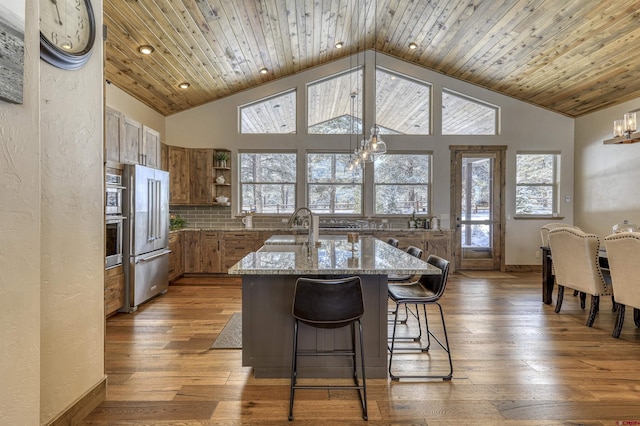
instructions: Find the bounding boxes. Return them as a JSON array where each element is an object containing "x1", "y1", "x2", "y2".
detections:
[{"x1": 241, "y1": 274, "x2": 388, "y2": 378}]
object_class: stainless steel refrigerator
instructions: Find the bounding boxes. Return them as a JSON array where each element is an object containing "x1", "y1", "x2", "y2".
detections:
[{"x1": 121, "y1": 164, "x2": 171, "y2": 312}]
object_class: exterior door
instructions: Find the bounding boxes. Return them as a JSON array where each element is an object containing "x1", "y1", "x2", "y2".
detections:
[{"x1": 450, "y1": 146, "x2": 506, "y2": 270}]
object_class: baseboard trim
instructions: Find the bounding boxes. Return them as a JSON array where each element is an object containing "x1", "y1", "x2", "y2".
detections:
[{"x1": 47, "y1": 375, "x2": 106, "y2": 426}]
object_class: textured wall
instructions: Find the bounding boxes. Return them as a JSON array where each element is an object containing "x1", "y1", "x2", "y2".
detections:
[
  {"x1": 38, "y1": 5, "x2": 106, "y2": 422},
  {"x1": 574, "y1": 98, "x2": 640, "y2": 238},
  {"x1": 0, "y1": 0, "x2": 41, "y2": 423}
]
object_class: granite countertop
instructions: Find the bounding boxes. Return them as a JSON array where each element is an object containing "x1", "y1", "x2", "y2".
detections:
[
  {"x1": 227, "y1": 235, "x2": 442, "y2": 275},
  {"x1": 171, "y1": 226, "x2": 448, "y2": 233}
]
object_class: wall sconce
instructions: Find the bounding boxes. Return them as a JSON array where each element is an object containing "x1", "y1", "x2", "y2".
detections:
[
  {"x1": 623, "y1": 112, "x2": 637, "y2": 137},
  {"x1": 614, "y1": 119, "x2": 624, "y2": 138}
]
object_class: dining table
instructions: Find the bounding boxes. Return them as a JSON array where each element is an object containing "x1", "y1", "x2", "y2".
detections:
[{"x1": 228, "y1": 234, "x2": 442, "y2": 378}]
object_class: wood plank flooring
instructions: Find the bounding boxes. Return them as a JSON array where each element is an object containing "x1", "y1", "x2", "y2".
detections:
[{"x1": 83, "y1": 273, "x2": 640, "y2": 425}]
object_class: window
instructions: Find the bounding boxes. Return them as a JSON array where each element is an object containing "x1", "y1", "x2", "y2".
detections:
[
  {"x1": 442, "y1": 89, "x2": 498, "y2": 135},
  {"x1": 376, "y1": 68, "x2": 431, "y2": 135},
  {"x1": 239, "y1": 152, "x2": 297, "y2": 213},
  {"x1": 240, "y1": 90, "x2": 296, "y2": 134},
  {"x1": 374, "y1": 153, "x2": 431, "y2": 215},
  {"x1": 515, "y1": 153, "x2": 559, "y2": 216},
  {"x1": 307, "y1": 153, "x2": 362, "y2": 214},
  {"x1": 308, "y1": 68, "x2": 363, "y2": 134}
]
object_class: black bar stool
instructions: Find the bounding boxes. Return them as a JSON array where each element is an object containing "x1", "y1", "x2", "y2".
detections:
[
  {"x1": 289, "y1": 276, "x2": 367, "y2": 421},
  {"x1": 388, "y1": 255, "x2": 453, "y2": 381}
]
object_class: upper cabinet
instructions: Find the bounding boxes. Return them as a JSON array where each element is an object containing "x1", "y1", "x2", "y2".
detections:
[
  {"x1": 105, "y1": 107, "x2": 162, "y2": 169},
  {"x1": 167, "y1": 145, "x2": 232, "y2": 206}
]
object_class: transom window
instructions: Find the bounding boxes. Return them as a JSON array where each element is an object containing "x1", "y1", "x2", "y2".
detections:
[
  {"x1": 307, "y1": 68, "x2": 363, "y2": 134},
  {"x1": 375, "y1": 68, "x2": 431, "y2": 135},
  {"x1": 442, "y1": 89, "x2": 498, "y2": 135},
  {"x1": 239, "y1": 90, "x2": 296, "y2": 134},
  {"x1": 239, "y1": 152, "x2": 297, "y2": 213},
  {"x1": 374, "y1": 153, "x2": 431, "y2": 215},
  {"x1": 307, "y1": 153, "x2": 363, "y2": 214},
  {"x1": 515, "y1": 152, "x2": 560, "y2": 216}
]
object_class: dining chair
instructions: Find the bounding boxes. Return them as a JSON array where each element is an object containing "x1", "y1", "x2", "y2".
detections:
[
  {"x1": 388, "y1": 255, "x2": 452, "y2": 381},
  {"x1": 289, "y1": 276, "x2": 367, "y2": 421},
  {"x1": 548, "y1": 227, "x2": 612, "y2": 327},
  {"x1": 603, "y1": 232, "x2": 640, "y2": 338},
  {"x1": 386, "y1": 238, "x2": 400, "y2": 248},
  {"x1": 541, "y1": 223, "x2": 586, "y2": 301}
]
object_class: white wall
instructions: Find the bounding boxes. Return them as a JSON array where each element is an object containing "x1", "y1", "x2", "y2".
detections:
[
  {"x1": 0, "y1": 0, "x2": 40, "y2": 423},
  {"x1": 165, "y1": 51, "x2": 574, "y2": 266},
  {"x1": 0, "y1": 0, "x2": 105, "y2": 423},
  {"x1": 575, "y1": 98, "x2": 640, "y2": 238}
]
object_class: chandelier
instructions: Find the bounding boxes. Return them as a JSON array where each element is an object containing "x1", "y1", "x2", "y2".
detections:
[{"x1": 346, "y1": 0, "x2": 387, "y2": 171}]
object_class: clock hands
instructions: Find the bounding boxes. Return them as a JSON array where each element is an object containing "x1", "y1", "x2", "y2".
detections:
[{"x1": 50, "y1": 0, "x2": 63, "y2": 25}]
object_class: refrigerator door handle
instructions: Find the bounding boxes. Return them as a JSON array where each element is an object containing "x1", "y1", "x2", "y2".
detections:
[
  {"x1": 155, "y1": 179, "x2": 161, "y2": 240},
  {"x1": 147, "y1": 179, "x2": 154, "y2": 241},
  {"x1": 137, "y1": 249, "x2": 172, "y2": 262}
]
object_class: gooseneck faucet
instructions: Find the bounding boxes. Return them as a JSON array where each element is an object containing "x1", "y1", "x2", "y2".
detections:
[{"x1": 287, "y1": 207, "x2": 315, "y2": 247}]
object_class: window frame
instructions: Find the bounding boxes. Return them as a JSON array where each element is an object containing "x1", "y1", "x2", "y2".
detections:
[
  {"x1": 373, "y1": 151, "x2": 433, "y2": 216},
  {"x1": 514, "y1": 151, "x2": 560, "y2": 218},
  {"x1": 306, "y1": 67, "x2": 364, "y2": 135},
  {"x1": 441, "y1": 88, "x2": 500, "y2": 136},
  {"x1": 238, "y1": 89, "x2": 297, "y2": 134},
  {"x1": 306, "y1": 151, "x2": 364, "y2": 216},
  {"x1": 238, "y1": 150, "x2": 298, "y2": 215}
]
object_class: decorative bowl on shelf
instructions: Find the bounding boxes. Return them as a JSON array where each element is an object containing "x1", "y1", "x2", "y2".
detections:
[{"x1": 215, "y1": 196, "x2": 229, "y2": 203}]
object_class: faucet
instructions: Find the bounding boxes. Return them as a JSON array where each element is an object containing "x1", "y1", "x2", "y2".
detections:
[{"x1": 288, "y1": 207, "x2": 315, "y2": 247}]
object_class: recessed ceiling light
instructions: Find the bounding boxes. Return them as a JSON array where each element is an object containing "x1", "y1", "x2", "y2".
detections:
[
  {"x1": 335, "y1": 41, "x2": 344, "y2": 49},
  {"x1": 138, "y1": 45, "x2": 154, "y2": 55},
  {"x1": 178, "y1": 82, "x2": 190, "y2": 89},
  {"x1": 259, "y1": 67, "x2": 268, "y2": 74},
  {"x1": 408, "y1": 42, "x2": 418, "y2": 50}
]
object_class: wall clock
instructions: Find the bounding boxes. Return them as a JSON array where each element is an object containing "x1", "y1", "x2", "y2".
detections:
[{"x1": 40, "y1": 0, "x2": 96, "y2": 70}]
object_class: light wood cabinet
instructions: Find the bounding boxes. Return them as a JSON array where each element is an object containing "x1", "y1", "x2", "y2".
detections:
[
  {"x1": 142, "y1": 125, "x2": 161, "y2": 168},
  {"x1": 168, "y1": 146, "x2": 190, "y2": 204},
  {"x1": 121, "y1": 116, "x2": 142, "y2": 165},
  {"x1": 201, "y1": 231, "x2": 221, "y2": 273},
  {"x1": 189, "y1": 149, "x2": 214, "y2": 205},
  {"x1": 221, "y1": 231, "x2": 263, "y2": 272},
  {"x1": 105, "y1": 107, "x2": 123, "y2": 165},
  {"x1": 168, "y1": 232, "x2": 184, "y2": 282},
  {"x1": 105, "y1": 265, "x2": 124, "y2": 316},
  {"x1": 104, "y1": 107, "x2": 162, "y2": 169},
  {"x1": 182, "y1": 230, "x2": 201, "y2": 273},
  {"x1": 425, "y1": 231, "x2": 452, "y2": 267}
]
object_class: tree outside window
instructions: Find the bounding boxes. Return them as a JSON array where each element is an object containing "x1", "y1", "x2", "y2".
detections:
[
  {"x1": 374, "y1": 153, "x2": 431, "y2": 215},
  {"x1": 516, "y1": 153, "x2": 559, "y2": 216},
  {"x1": 240, "y1": 153, "x2": 297, "y2": 213},
  {"x1": 307, "y1": 153, "x2": 362, "y2": 214}
]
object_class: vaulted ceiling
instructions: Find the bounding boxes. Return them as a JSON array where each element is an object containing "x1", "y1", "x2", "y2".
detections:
[{"x1": 104, "y1": 0, "x2": 640, "y2": 118}]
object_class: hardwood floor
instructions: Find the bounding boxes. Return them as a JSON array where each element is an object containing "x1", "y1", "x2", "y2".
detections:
[{"x1": 83, "y1": 273, "x2": 640, "y2": 425}]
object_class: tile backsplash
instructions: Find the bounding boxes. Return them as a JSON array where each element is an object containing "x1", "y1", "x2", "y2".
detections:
[{"x1": 169, "y1": 205, "x2": 418, "y2": 230}]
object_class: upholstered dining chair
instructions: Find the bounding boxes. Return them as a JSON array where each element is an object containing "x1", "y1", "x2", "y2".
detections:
[
  {"x1": 604, "y1": 232, "x2": 640, "y2": 338},
  {"x1": 547, "y1": 227, "x2": 612, "y2": 327},
  {"x1": 540, "y1": 223, "x2": 580, "y2": 247}
]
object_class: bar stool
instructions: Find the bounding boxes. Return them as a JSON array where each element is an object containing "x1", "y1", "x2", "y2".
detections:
[
  {"x1": 388, "y1": 245, "x2": 423, "y2": 282},
  {"x1": 386, "y1": 238, "x2": 399, "y2": 248},
  {"x1": 289, "y1": 276, "x2": 367, "y2": 421},
  {"x1": 388, "y1": 255, "x2": 452, "y2": 381}
]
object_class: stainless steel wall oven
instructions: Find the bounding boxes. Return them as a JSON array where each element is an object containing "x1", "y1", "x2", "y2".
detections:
[{"x1": 106, "y1": 172, "x2": 126, "y2": 268}]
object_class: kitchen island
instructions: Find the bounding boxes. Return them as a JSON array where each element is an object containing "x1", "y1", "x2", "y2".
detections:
[{"x1": 228, "y1": 235, "x2": 442, "y2": 378}]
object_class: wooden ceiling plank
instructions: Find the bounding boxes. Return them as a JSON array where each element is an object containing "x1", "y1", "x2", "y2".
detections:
[
  {"x1": 186, "y1": 0, "x2": 248, "y2": 87},
  {"x1": 502, "y1": 4, "x2": 640, "y2": 95},
  {"x1": 476, "y1": 0, "x2": 610, "y2": 89},
  {"x1": 378, "y1": 0, "x2": 421, "y2": 54},
  {"x1": 235, "y1": 0, "x2": 278, "y2": 82},
  {"x1": 262, "y1": 0, "x2": 294, "y2": 76},
  {"x1": 425, "y1": 0, "x2": 512, "y2": 70}
]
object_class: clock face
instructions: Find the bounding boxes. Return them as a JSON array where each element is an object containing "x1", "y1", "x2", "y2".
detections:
[{"x1": 40, "y1": 0, "x2": 96, "y2": 70}]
